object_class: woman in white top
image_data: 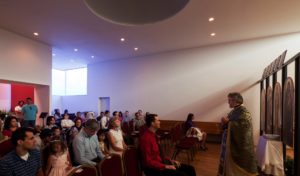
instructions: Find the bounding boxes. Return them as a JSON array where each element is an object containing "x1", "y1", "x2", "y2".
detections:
[
  {"x1": 107, "y1": 117, "x2": 127, "y2": 155},
  {"x1": 61, "y1": 113, "x2": 74, "y2": 129},
  {"x1": 14, "y1": 100, "x2": 24, "y2": 120}
]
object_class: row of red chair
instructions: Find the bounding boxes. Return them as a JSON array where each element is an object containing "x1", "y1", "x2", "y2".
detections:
[
  {"x1": 0, "y1": 138, "x2": 141, "y2": 176},
  {"x1": 68, "y1": 146, "x2": 142, "y2": 176}
]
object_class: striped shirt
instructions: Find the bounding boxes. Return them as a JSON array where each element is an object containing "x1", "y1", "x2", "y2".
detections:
[{"x1": 0, "y1": 149, "x2": 42, "y2": 176}]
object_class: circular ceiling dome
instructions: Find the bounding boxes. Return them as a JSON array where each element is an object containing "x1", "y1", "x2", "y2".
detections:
[{"x1": 84, "y1": 0, "x2": 189, "y2": 25}]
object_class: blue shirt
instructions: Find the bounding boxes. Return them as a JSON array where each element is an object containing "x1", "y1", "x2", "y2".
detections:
[
  {"x1": 73, "y1": 128, "x2": 104, "y2": 165},
  {"x1": 0, "y1": 149, "x2": 42, "y2": 176},
  {"x1": 22, "y1": 104, "x2": 38, "y2": 120}
]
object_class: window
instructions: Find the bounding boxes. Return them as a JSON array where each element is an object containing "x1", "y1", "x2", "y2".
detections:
[
  {"x1": 65, "y1": 68, "x2": 87, "y2": 95},
  {"x1": 52, "y1": 69, "x2": 65, "y2": 96},
  {"x1": 52, "y1": 67, "x2": 87, "y2": 96}
]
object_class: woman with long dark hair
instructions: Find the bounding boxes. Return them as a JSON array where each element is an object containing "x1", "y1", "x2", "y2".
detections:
[
  {"x1": 2, "y1": 116, "x2": 19, "y2": 139},
  {"x1": 45, "y1": 116, "x2": 57, "y2": 129},
  {"x1": 184, "y1": 113, "x2": 207, "y2": 150},
  {"x1": 68, "y1": 117, "x2": 83, "y2": 144}
]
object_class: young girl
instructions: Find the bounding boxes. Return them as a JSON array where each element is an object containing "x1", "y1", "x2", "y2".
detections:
[
  {"x1": 51, "y1": 126, "x2": 66, "y2": 143},
  {"x1": 97, "y1": 129, "x2": 110, "y2": 155},
  {"x1": 45, "y1": 140, "x2": 73, "y2": 176}
]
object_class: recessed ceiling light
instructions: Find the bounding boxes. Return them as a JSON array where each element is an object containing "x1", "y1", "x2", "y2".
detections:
[
  {"x1": 134, "y1": 47, "x2": 138, "y2": 51},
  {"x1": 120, "y1": 38, "x2": 125, "y2": 42},
  {"x1": 52, "y1": 53, "x2": 56, "y2": 56},
  {"x1": 210, "y1": 33, "x2": 216, "y2": 37},
  {"x1": 208, "y1": 17, "x2": 215, "y2": 22},
  {"x1": 74, "y1": 48, "x2": 78, "y2": 52},
  {"x1": 33, "y1": 32, "x2": 39, "y2": 36},
  {"x1": 91, "y1": 55, "x2": 95, "y2": 58}
]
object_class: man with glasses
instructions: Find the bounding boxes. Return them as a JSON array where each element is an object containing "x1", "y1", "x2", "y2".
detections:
[{"x1": 73, "y1": 119, "x2": 105, "y2": 165}]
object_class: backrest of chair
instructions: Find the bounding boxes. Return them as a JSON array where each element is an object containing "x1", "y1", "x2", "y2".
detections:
[
  {"x1": 129, "y1": 120, "x2": 134, "y2": 132},
  {"x1": 0, "y1": 138, "x2": 14, "y2": 158},
  {"x1": 138, "y1": 125, "x2": 147, "y2": 136},
  {"x1": 68, "y1": 165, "x2": 98, "y2": 176},
  {"x1": 176, "y1": 124, "x2": 185, "y2": 137},
  {"x1": 98, "y1": 154, "x2": 123, "y2": 176},
  {"x1": 121, "y1": 122, "x2": 130, "y2": 135},
  {"x1": 42, "y1": 144, "x2": 51, "y2": 172},
  {"x1": 179, "y1": 123, "x2": 187, "y2": 136},
  {"x1": 123, "y1": 146, "x2": 142, "y2": 176},
  {"x1": 181, "y1": 122, "x2": 189, "y2": 133}
]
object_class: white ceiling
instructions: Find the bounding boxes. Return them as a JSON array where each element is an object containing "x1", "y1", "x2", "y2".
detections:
[{"x1": 1, "y1": 0, "x2": 300, "y2": 70}]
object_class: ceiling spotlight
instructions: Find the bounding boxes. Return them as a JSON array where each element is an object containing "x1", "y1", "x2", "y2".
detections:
[
  {"x1": 120, "y1": 38, "x2": 125, "y2": 42},
  {"x1": 134, "y1": 47, "x2": 138, "y2": 51},
  {"x1": 208, "y1": 17, "x2": 215, "y2": 22},
  {"x1": 91, "y1": 55, "x2": 95, "y2": 58},
  {"x1": 33, "y1": 32, "x2": 39, "y2": 36},
  {"x1": 74, "y1": 48, "x2": 78, "y2": 52},
  {"x1": 52, "y1": 53, "x2": 56, "y2": 56},
  {"x1": 210, "y1": 33, "x2": 216, "y2": 37}
]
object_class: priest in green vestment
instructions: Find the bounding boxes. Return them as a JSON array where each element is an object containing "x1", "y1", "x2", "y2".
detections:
[{"x1": 218, "y1": 92, "x2": 257, "y2": 176}]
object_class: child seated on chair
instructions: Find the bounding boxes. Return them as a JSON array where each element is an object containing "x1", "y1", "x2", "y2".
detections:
[
  {"x1": 45, "y1": 139, "x2": 73, "y2": 176},
  {"x1": 97, "y1": 129, "x2": 110, "y2": 155}
]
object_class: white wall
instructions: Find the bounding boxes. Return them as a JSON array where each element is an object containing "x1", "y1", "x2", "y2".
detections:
[
  {"x1": 60, "y1": 32, "x2": 300, "y2": 143},
  {"x1": 0, "y1": 83, "x2": 11, "y2": 111},
  {"x1": 0, "y1": 28, "x2": 52, "y2": 114},
  {"x1": 0, "y1": 29, "x2": 52, "y2": 85},
  {"x1": 51, "y1": 95, "x2": 63, "y2": 115},
  {"x1": 34, "y1": 85, "x2": 50, "y2": 126}
]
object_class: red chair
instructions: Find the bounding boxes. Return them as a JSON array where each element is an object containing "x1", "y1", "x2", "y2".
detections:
[
  {"x1": 129, "y1": 120, "x2": 134, "y2": 132},
  {"x1": 121, "y1": 122, "x2": 131, "y2": 135},
  {"x1": 123, "y1": 146, "x2": 143, "y2": 176},
  {"x1": 156, "y1": 129, "x2": 171, "y2": 153},
  {"x1": 122, "y1": 120, "x2": 134, "y2": 135},
  {"x1": 42, "y1": 144, "x2": 51, "y2": 172},
  {"x1": 97, "y1": 154, "x2": 124, "y2": 176},
  {"x1": 67, "y1": 165, "x2": 98, "y2": 176},
  {"x1": 138, "y1": 125, "x2": 147, "y2": 136},
  {"x1": 0, "y1": 138, "x2": 14, "y2": 158},
  {"x1": 170, "y1": 124, "x2": 196, "y2": 164}
]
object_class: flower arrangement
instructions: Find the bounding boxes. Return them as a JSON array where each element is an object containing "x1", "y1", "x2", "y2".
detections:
[{"x1": 0, "y1": 109, "x2": 11, "y2": 120}]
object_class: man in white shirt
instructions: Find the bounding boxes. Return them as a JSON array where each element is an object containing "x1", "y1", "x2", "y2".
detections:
[
  {"x1": 61, "y1": 113, "x2": 75, "y2": 129},
  {"x1": 100, "y1": 110, "x2": 110, "y2": 130}
]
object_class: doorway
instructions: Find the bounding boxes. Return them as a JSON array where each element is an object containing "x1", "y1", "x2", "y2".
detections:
[{"x1": 98, "y1": 97, "x2": 110, "y2": 114}]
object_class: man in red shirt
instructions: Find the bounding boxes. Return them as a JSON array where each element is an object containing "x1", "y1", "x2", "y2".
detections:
[{"x1": 139, "y1": 114, "x2": 196, "y2": 176}]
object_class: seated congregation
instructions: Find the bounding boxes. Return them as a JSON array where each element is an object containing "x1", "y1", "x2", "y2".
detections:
[{"x1": 0, "y1": 110, "x2": 209, "y2": 176}]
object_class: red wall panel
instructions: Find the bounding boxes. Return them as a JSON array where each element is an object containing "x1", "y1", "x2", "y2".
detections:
[{"x1": 11, "y1": 84, "x2": 34, "y2": 112}]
